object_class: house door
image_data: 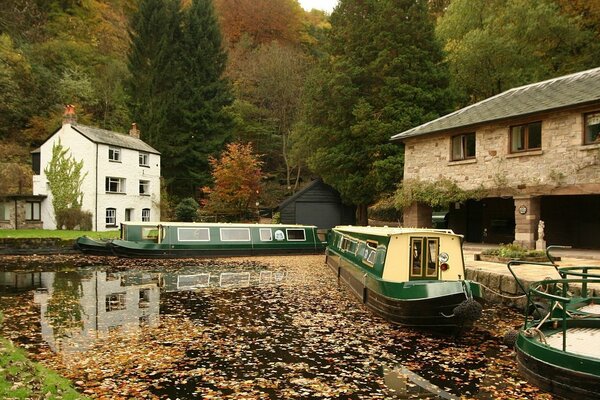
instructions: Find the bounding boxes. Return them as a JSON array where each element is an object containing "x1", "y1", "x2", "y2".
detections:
[{"x1": 125, "y1": 208, "x2": 132, "y2": 222}]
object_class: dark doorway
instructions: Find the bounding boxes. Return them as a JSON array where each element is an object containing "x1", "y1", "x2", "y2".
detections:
[
  {"x1": 465, "y1": 200, "x2": 483, "y2": 242},
  {"x1": 541, "y1": 195, "x2": 600, "y2": 249}
]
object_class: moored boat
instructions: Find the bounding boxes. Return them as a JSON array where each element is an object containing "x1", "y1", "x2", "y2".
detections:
[
  {"x1": 74, "y1": 235, "x2": 113, "y2": 255},
  {"x1": 77, "y1": 221, "x2": 327, "y2": 258},
  {"x1": 511, "y1": 270, "x2": 600, "y2": 399},
  {"x1": 326, "y1": 226, "x2": 483, "y2": 329}
]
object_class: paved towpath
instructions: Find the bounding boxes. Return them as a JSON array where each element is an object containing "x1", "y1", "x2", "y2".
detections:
[{"x1": 461, "y1": 243, "x2": 600, "y2": 306}]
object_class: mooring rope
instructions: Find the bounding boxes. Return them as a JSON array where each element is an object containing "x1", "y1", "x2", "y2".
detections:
[{"x1": 478, "y1": 282, "x2": 527, "y2": 299}]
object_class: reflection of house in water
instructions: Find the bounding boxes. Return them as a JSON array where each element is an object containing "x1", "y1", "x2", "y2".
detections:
[{"x1": 33, "y1": 270, "x2": 160, "y2": 353}]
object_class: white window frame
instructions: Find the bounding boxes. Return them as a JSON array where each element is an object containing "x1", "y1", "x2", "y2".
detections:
[
  {"x1": 178, "y1": 227, "x2": 210, "y2": 242},
  {"x1": 106, "y1": 177, "x2": 125, "y2": 193},
  {"x1": 108, "y1": 146, "x2": 121, "y2": 162},
  {"x1": 106, "y1": 208, "x2": 116, "y2": 226},
  {"x1": 141, "y1": 208, "x2": 150, "y2": 222},
  {"x1": 139, "y1": 180, "x2": 150, "y2": 195},
  {"x1": 286, "y1": 229, "x2": 306, "y2": 241},
  {"x1": 25, "y1": 201, "x2": 41, "y2": 221},
  {"x1": 139, "y1": 152, "x2": 149, "y2": 167},
  {"x1": 220, "y1": 228, "x2": 251, "y2": 241},
  {"x1": 106, "y1": 292, "x2": 126, "y2": 311}
]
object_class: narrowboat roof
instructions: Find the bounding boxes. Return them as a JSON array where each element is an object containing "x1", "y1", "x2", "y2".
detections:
[
  {"x1": 332, "y1": 226, "x2": 458, "y2": 237},
  {"x1": 120, "y1": 221, "x2": 319, "y2": 229}
]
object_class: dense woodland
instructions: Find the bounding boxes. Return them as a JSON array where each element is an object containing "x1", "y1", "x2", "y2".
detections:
[{"x1": 1, "y1": 0, "x2": 599, "y2": 223}]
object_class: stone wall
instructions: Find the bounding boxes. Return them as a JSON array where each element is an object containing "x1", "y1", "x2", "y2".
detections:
[{"x1": 403, "y1": 108, "x2": 600, "y2": 194}]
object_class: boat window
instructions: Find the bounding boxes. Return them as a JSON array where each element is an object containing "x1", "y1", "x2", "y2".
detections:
[
  {"x1": 259, "y1": 228, "x2": 273, "y2": 241},
  {"x1": 363, "y1": 240, "x2": 378, "y2": 265},
  {"x1": 221, "y1": 228, "x2": 251, "y2": 241},
  {"x1": 410, "y1": 238, "x2": 424, "y2": 277},
  {"x1": 286, "y1": 229, "x2": 306, "y2": 241},
  {"x1": 426, "y1": 238, "x2": 439, "y2": 277},
  {"x1": 178, "y1": 228, "x2": 210, "y2": 242},
  {"x1": 341, "y1": 237, "x2": 358, "y2": 253},
  {"x1": 142, "y1": 227, "x2": 159, "y2": 241}
]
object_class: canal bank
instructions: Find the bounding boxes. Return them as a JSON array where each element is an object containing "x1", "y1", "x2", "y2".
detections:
[{"x1": 463, "y1": 243, "x2": 600, "y2": 308}]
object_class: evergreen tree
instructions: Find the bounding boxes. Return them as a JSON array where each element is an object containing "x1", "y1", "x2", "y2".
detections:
[
  {"x1": 125, "y1": 0, "x2": 180, "y2": 150},
  {"x1": 293, "y1": 0, "x2": 452, "y2": 224},
  {"x1": 166, "y1": 0, "x2": 234, "y2": 198}
]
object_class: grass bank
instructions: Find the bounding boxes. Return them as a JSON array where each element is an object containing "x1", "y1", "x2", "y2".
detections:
[
  {"x1": 0, "y1": 314, "x2": 87, "y2": 399},
  {"x1": 0, "y1": 229, "x2": 119, "y2": 240}
]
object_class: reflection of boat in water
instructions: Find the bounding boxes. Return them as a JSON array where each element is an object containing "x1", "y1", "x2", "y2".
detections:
[
  {"x1": 507, "y1": 247, "x2": 600, "y2": 399},
  {"x1": 76, "y1": 222, "x2": 326, "y2": 258},
  {"x1": 326, "y1": 226, "x2": 483, "y2": 329}
]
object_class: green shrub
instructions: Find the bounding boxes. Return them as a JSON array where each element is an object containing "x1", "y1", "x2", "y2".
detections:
[
  {"x1": 175, "y1": 198, "x2": 199, "y2": 222},
  {"x1": 481, "y1": 243, "x2": 545, "y2": 259},
  {"x1": 55, "y1": 208, "x2": 93, "y2": 230}
]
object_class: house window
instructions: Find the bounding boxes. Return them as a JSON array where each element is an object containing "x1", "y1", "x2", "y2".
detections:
[
  {"x1": 0, "y1": 202, "x2": 9, "y2": 220},
  {"x1": 139, "y1": 288, "x2": 150, "y2": 308},
  {"x1": 108, "y1": 146, "x2": 121, "y2": 162},
  {"x1": 510, "y1": 122, "x2": 542, "y2": 152},
  {"x1": 25, "y1": 202, "x2": 41, "y2": 221},
  {"x1": 139, "y1": 180, "x2": 150, "y2": 195},
  {"x1": 106, "y1": 208, "x2": 116, "y2": 226},
  {"x1": 584, "y1": 112, "x2": 600, "y2": 144},
  {"x1": 141, "y1": 208, "x2": 150, "y2": 222},
  {"x1": 451, "y1": 133, "x2": 476, "y2": 161},
  {"x1": 139, "y1": 152, "x2": 149, "y2": 167},
  {"x1": 105, "y1": 177, "x2": 125, "y2": 193},
  {"x1": 106, "y1": 293, "x2": 126, "y2": 311}
]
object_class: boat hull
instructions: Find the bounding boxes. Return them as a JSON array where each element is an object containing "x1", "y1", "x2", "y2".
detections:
[
  {"x1": 327, "y1": 250, "x2": 482, "y2": 328},
  {"x1": 110, "y1": 240, "x2": 325, "y2": 258},
  {"x1": 75, "y1": 236, "x2": 113, "y2": 256},
  {"x1": 515, "y1": 321, "x2": 600, "y2": 400}
]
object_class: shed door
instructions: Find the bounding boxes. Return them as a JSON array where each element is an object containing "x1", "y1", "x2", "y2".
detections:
[{"x1": 295, "y1": 202, "x2": 340, "y2": 229}]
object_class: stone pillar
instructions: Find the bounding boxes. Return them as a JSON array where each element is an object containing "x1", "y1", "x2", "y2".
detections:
[
  {"x1": 514, "y1": 196, "x2": 540, "y2": 249},
  {"x1": 403, "y1": 202, "x2": 433, "y2": 228}
]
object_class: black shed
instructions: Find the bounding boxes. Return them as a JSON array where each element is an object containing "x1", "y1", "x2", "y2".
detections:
[{"x1": 277, "y1": 179, "x2": 356, "y2": 229}]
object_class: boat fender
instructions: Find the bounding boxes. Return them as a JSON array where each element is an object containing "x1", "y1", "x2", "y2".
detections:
[
  {"x1": 452, "y1": 299, "x2": 483, "y2": 322},
  {"x1": 502, "y1": 329, "x2": 519, "y2": 347}
]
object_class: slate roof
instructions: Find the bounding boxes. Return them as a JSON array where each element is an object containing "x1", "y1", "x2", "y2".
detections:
[
  {"x1": 73, "y1": 124, "x2": 160, "y2": 154},
  {"x1": 391, "y1": 67, "x2": 600, "y2": 141}
]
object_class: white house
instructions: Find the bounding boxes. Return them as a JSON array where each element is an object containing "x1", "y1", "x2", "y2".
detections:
[{"x1": 32, "y1": 106, "x2": 161, "y2": 231}]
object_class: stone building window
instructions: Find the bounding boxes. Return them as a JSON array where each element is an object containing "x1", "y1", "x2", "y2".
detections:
[
  {"x1": 510, "y1": 121, "x2": 541, "y2": 152},
  {"x1": 25, "y1": 202, "x2": 41, "y2": 221},
  {"x1": 0, "y1": 202, "x2": 9, "y2": 220},
  {"x1": 584, "y1": 112, "x2": 600, "y2": 144},
  {"x1": 451, "y1": 133, "x2": 476, "y2": 160}
]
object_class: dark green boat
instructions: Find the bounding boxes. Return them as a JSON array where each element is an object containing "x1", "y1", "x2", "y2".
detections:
[
  {"x1": 508, "y1": 254, "x2": 600, "y2": 399},
  {"x1": 326, "y1": 226, "x2": 483, "y2": 329},
  {"x1": 77, "y1": 222, "x2": 326, "y2": 258}
]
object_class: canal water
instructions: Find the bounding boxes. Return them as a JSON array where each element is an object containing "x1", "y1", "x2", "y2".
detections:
[{"x1": 0, "y1": 255, "x2": 552, "y2": 399}]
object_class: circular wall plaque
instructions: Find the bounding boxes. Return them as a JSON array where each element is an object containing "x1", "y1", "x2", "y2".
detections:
[{"x1": 518, "y1": 205, "x2": 527, "y2": 215}]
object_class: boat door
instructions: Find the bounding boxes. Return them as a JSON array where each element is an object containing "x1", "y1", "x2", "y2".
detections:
[{"x1": 409, "y1": 237, "x2": 439, "y2": 280}]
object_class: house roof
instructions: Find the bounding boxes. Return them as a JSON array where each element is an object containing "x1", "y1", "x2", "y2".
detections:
[
  {"x1": 391, "y1": 67, "x2": 600, "y2": 141},
  {"x1": 73, "y1": 125, "x2": 160, "y2": 154}
]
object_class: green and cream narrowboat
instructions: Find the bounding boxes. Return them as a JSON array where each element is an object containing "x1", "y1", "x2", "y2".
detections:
[
  {"x1": 326, "y1": 226, "x2": 483, "y2": 329},
  {"x1": 507, "y1": 255, "x2": 600, "y2": 399},
  {"x1": 76, "y1": 222, "x2": 326, "y2": 258}
]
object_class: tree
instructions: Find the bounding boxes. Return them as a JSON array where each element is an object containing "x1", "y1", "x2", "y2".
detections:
[
  {"x1": 292, "y1": 0, "x2": 452, "y2": 225},
  {"x1": 437, "y1": 0, "x2": 600, "y2": 105},
  {"x1": 203, "y1": 142, "x2": 263, "y2": 220},
  {"x1": 44, "y1": 140, "x2": 87, "y2": 228},
  {"x1": 174, "y1": 197, "x2": 200, "y2": 222}
]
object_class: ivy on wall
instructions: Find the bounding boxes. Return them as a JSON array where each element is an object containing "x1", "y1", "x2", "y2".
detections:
[{"x1": 393, "y1": 178, "x2": 487, "y2": 210}]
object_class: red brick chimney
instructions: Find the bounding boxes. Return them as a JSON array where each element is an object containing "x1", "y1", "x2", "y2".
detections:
[
  {"x1": 63, "y1": 104, "x2": 77, "y2": 125},
  {"x1": 129, "y1": 123, "x2": 140, "y2": 139}
]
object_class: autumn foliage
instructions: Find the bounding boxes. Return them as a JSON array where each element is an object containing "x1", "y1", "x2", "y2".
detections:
[{"x1": 202, "y1": 142, "x2": 263, "y2": 219}]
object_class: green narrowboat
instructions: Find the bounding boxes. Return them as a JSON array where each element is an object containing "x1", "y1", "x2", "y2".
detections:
[
  {"x1": 326, "y1": 226, "x2": 483, "y2": 329},
  {"x1": 77, "y1": 222, "x2": 326, "y2": 258},
  {"x1": 507, "y1": 254, "x2": 600, "y2": 399}
]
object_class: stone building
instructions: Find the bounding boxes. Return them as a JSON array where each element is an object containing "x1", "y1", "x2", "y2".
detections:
[{"x1": 391, "y1": 68, "x2": 600, "y2": 249}]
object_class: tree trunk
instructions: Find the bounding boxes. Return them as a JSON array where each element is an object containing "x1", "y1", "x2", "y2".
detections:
[{"x1": 357, "y1": 204, "x2": 368, "y2": 226}]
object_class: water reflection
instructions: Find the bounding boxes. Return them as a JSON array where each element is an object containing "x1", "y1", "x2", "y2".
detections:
[
  {"x1": 383, "y1": 366, "x2": 459, "y2": 399},
  {"x1": 3, "y1": 267, "x2": 286, "y2": 354}
]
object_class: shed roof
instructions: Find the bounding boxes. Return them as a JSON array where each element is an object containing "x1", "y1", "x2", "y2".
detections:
[
  {"x1": 73, "y1": 125, "x2": 160, "y2": 154},
  {"x1": 277, "y1": 179, "x2": 337, "y2": 210},
  {"x1": 391, "y1": 67, "x2": 600, "y2": 141}
]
